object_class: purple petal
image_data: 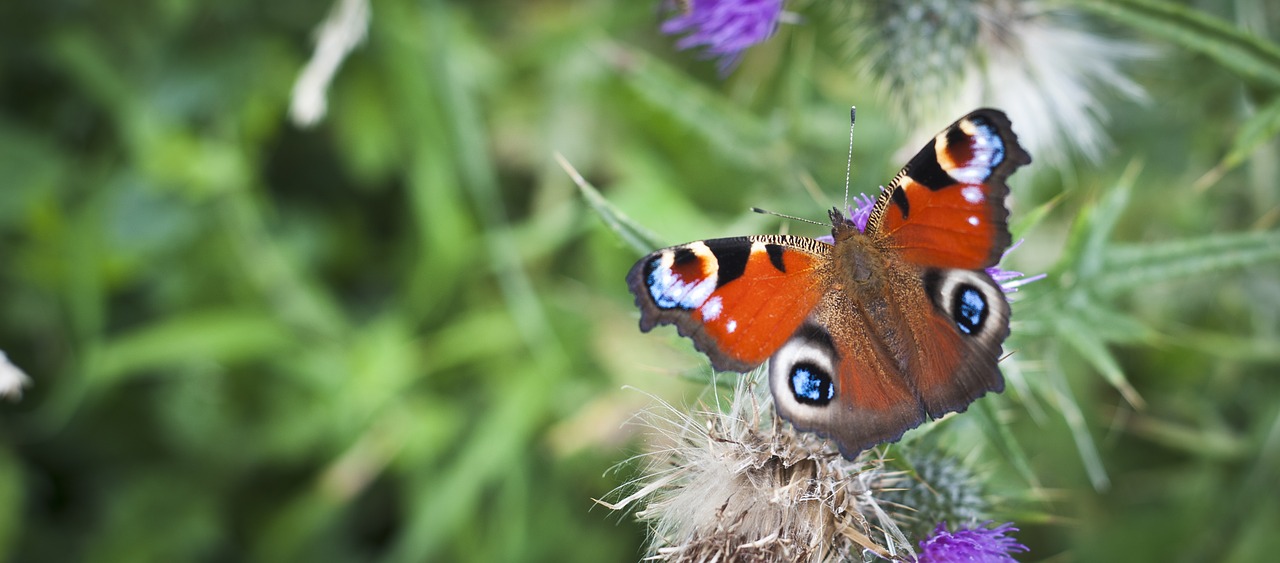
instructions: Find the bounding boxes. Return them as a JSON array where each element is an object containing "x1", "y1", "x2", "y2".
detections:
[
  {"x1": 661, "y1": 0, "x2": 784, "y2": 72},
  {"x1": 919, "y1": 521, "x2": 1029, "y2": 563}
]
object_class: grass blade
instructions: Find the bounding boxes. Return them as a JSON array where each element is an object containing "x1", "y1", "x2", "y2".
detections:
[
  {"x1": 556, "y1": 153, "x2": 665, "y2": 254},
  {"x1": 1097, "y1": 231, "x2": 1280, "y2": 293},
  {"x1": 1074, "y1": 0, "x2": 1280, "y2": 88},
  {"x1": 1054, "y1": 316, "x2": 1146, "y2": 409}
]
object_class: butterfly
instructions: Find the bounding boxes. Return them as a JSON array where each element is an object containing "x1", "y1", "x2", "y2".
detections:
[{"x1": 626, "y1": 109, "x2": 1031, "y2": 458}]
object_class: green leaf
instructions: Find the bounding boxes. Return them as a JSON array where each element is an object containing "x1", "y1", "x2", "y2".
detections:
[
  {"x1": 388, "y1": 360, "x2": 558, "y2": 563},
  {"x1": 1222, "y1": 96, "x2": 1280, "y2": 170},
  {"x1": 1077, "y1": 161, "x2": 1142, "y2": 279},
  {"x1": 1056, "y1": 161, "x2": 1141, "y2": 280},
  {"x1": 1165, "y1": 329, "x2": 1280, "y2": 362},
  {"x1": 1010, "y1": 193, "x2": 1062, "y2": 241},
  {"x1": 973, "y1": 399, "x2": 1041, "y2": 488},
  {"x1": 0, "y1": 449, "x2": 21, "y2": 554},
  {"x1": 424, "y1": 1, "x2": 558, "y2": 354},
  {"x1": 1054, "y1": 316, "x2": 1146, "y2": 409},
  {"x1": 91, "y1": 310, "x2": 294, "y2": 387},
  {"x1": 607, "y1": 44, "x2": 783, "y2": 174},
  {"x1": 1074, "y1": 0, "x2": 1280, "y2": 88},
  {"x1": 1072, "y1": 301, "x2": 1159, "y2": 345},
  {"x1": 1128, "y1": 413, "x2": 1250, "y2": 460},
  {"x1": 556, "y1": 153, "x2": 665, "y2": 254},
  {"x1": 1097, "y1": 231, "x2": 1280, "y2": 293},
  {"x1": 1044, "y1": 359, "x2": 1111, "y2": 491}
]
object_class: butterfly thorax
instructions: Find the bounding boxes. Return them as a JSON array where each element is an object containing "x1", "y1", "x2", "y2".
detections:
[
  {"x1": 826, "y1": 207, "x2": 917, "y2": 374},
  {"x1": 827, "y1": 207, "x2": 886, "y2": 287}
]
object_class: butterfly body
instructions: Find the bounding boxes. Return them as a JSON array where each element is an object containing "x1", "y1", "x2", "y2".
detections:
[{"x1": 627, "y1": 109, "x2": 1030, "y2": 457}]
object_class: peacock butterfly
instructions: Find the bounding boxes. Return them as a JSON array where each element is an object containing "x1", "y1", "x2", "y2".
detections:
[{"x1": 626, "y1": 109, "x2": 1031, "y2": 458}]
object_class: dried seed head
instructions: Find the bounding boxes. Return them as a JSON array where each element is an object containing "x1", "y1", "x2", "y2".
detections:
[{"x1": 604, "y1": 374, "x2": 918, "y2": 562}]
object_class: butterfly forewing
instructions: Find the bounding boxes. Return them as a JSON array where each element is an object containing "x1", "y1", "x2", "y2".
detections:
[
  {"x1": 626, "y1": 235, "x2": 831, "y2": 373},
  {"x1": 867, "y1": 109, "x2": 1029, "y2": 270}
]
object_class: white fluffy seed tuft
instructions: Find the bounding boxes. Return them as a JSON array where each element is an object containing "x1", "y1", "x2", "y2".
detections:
[{"x1": 602, "y1": 373, "x2": 917, "y2": 562}]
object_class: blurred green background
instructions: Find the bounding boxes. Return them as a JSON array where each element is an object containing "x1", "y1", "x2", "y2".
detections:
[{"x1": 2, "y1": 0, "x2": 1279, "y2": 561}]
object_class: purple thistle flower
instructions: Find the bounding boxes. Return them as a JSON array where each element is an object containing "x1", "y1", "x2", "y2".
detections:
[
  {"x1": 918, "y1": 521, "x2": 1029, "y2": 563},
  {"x1": 846, "y1": 192, "x2": 876, "y2": 233},
  {"x1": 660, "y1": 0, "x2": 784, "y2": 73},
  {"x1": 988, "y1": 240, "x2": 1047, "y2": 294}
]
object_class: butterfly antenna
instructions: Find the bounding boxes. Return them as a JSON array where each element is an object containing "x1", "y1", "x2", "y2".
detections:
[
  {"x1": 844, "y1": 106, "x2": 856, "y2": 213},
  {"x1": 751, "y1": 207, "x2": 826, "y2": 226}
]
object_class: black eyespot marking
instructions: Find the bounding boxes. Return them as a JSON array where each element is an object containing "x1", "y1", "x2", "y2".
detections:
[
  {"x1": 672, "y1": 247, "x2": 697, "y2": 266},
  {"x1": 923, "y1": 269, "x2": 942, "y2": 303},
  {"x1": 794, "y1": 323, "x2": 836, "y2": 354},
  {"x1": 952, "y1": 284, "x2": 987, "y2": 335},
  {"x1": 766, "y1": 243, "x2": 787, "y2": 273},
  {"x1": 904, "y1": 138, "x2": 954, "y2": 191},
  {"x1": 945, "y1": 121, "x2": 970, "y2": 156},
  {"x1": 890, "y1": 187, "x2": 910, "y2": 219},
  {"x1": 706, "y1": 238, "x2": 749, "y2": 287},
  {"x1": 789, "y1": 361, "x2": 835, "y2": 406}
]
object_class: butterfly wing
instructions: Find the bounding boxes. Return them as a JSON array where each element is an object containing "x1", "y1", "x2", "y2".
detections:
[
  {"x1": 867, "y1": 108, "x2": 1028, "y2": 419},
  {"x1": 627, "y1": 109, "x2": 1029, "y2": 458},
  {"x1": 626, "y1": 235, "x2": 831, "y2": 373},
  {"x1": 913, "y1": 268, "x2": 1011, "y2": 417},
  {"x1": 767, "y1": 293, "x2": 926, "y2": 458},
  {"x1": 866, "y1": 108, "x2": 1030, "y2": 269},
  {"x1": 766, "y1": 110, "x2": 1028, "y2": 457}
]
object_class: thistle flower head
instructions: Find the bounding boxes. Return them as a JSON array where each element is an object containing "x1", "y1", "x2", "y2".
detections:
[
  {"x1": 605, "y1": 375, "x2": 916, "y2": 561},
  {"x1": 850, "y1": 0, "x2": 981, "y2": 123},
  {"x1": 878, "y1": 450, "x2": 991, "y2": 542},
  {"x1": 918, "y1": 521, "x2": 1028, "y2": 563},
  {"x1": 661, "y1": 0, "x2": 785, "y2": 73},
  {"x1": 845, "y1": 1, "x2": 1149, "y2": 168}
]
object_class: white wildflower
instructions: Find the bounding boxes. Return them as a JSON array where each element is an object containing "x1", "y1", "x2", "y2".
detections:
[
  {"x1": 0, "y1": 350, "x2": 31, "y2": 401},
  {"x1": 289, "y1": 0, "x2": 370, "y2": 127}
]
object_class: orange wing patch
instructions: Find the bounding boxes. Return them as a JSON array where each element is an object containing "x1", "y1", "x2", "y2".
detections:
[
  {"x1": 865, "y1": 109, "x2": 1028, "y2": 270},
  {"x1": 876, "y1": 178, "x2": 1005, "y2": 270},
  {"x1": 627, "y1": 236, "x2": 831, "y2": 373},
  {"x1": 692, "y1": 239, "x2": 826, "y2": 368}
]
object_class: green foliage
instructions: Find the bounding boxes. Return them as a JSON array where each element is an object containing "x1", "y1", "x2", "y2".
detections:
[
  {"x1": 1074, "y1": 0, "x2": 1280, "y2": 88},
  {"x1": 2, "y1": 0, "x2": 1280, "y2": 562}
]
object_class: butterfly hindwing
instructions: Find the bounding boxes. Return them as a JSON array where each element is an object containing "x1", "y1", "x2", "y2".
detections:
[
  {"x1": 768, "y1": 295, "x2": 926, "y2": 458},
  {"x1": 866, "y1": 108, "x2": 1030, "y2": 269},
  {"x1": 626, "y1": 235, "x2": 830, "y2": 373},
  {"x1": 913, "y1": 268, "x2": 1011, "y2": 417}
]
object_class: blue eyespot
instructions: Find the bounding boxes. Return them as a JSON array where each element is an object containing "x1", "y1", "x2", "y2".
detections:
[
  {"x1": 953, "y1": 285, "x2": 987, "y2": 335},
  {"x1": 646, "y1": 259, "x2": 678, "y2": 308},
  {"x1": 790, "y1": 363, "x2": 834, "y2": 406},
  {"x1": 973, "y1": 119, "x2": 1004, "y2": 168}
]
